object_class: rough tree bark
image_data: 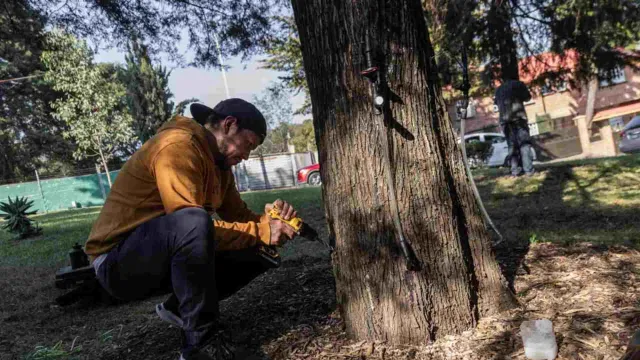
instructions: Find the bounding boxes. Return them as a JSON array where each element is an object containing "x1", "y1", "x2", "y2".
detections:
[{"x1": 291, "y1": 0, "x2": 516, "y2": 345}]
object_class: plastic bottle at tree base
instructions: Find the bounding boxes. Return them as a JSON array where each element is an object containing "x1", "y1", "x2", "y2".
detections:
[
  {"x1": 520, "y1": 319, "x2": 558, "y2": 360},
  {"x1": 69, "y1": 242, "x2": 89, "y2": 269}
]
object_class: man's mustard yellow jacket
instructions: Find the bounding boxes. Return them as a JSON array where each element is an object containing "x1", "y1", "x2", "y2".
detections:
[{"x1": 85, "y1": 116, "x2": 271, "y2": 260}]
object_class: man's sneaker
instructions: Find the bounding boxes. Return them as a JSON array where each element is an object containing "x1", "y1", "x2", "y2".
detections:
[
  {"x1": 156, "y1": 302, "x2": 184, "y2": 328},
  {"x1": 179, "y1": 333, "x2": 235, "y2": 360}
]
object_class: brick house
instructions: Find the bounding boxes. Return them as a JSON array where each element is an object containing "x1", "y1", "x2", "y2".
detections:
[{"x1": 453, "y1": 49, "x2": 640, "y2": 160}]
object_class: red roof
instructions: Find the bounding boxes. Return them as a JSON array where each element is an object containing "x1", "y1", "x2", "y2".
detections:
[
  {"x1": 516, "y1": 48, "x2": 640, "y2": 84},
  {"x1": 518, "y1": 50, "x2": 580, "y2": 84}
]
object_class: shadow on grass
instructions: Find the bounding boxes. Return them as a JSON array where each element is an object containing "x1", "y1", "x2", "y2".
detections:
[{"x1": 481, "y1": 160, "x2": 640, "y2": 250}]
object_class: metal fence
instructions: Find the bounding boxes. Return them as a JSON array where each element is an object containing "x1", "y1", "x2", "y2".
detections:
[
  {"x1": 0, "y1": 152, "x2": 319, "y2": 213},
  {"x1": 233, "y1": 152, "x2": 317, "y2": 191}
]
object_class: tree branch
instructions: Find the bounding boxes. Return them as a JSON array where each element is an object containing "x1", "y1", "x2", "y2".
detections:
[
  {"x1": 510, "y1": 0, "x2": 552, "y2": 25},
  {"x1": 0, "y1": 74, "x2": 45, "y2": 84},
  {"x1": 171, "y1": 0, "x2": 230, "y2": 17},
  {"x1": 513, "y1": 14, "x2": 571, "y2": 87}
]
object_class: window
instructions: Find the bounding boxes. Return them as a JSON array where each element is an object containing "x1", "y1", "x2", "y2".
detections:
[
  {"x1": 465, "y1": 136, "x2": 481, "y2": 144},
  {"x1": 541, "y1": 84, "x2": 554, "y2": 96},
  {"x1": 485, "y1": 135, "x2": 505, "y2": 144},
  {"x1": 599, "y1": 67, "x2": 626, "y2": 87},
  {"x1": 609, "y1": 117, "x2": 625, "y2": 132},
  {"x1": 540, "y1": 79, "x2": 567, "y2": 96},
  {"x1": 556, "y1": 80, "x2": 568, "y2": 92}
]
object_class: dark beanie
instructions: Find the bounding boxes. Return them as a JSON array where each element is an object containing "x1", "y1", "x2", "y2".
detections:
[{"x1": 190, "y1": 99, "x2": 267, "y2": 143}]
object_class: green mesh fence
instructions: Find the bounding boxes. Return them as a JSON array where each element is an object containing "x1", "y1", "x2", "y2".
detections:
[{"x1": 0, "y1": 171, "x2": 119, "y2": 213}]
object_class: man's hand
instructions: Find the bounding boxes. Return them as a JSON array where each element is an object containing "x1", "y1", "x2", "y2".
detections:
[
  {"x1": 264, "y1": 199, "x2": 297, "y2": 221},
  {"x1": 265, "y1": 199, "x2": 298, "y2": 246},
  {"x1": 269, "y1": 219, "x2": 297, "y2": 246}
]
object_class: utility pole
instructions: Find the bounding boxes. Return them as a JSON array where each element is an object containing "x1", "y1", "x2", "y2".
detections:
[{"x1": 212, "y1": 33, "x2": 230, "y2": 99}]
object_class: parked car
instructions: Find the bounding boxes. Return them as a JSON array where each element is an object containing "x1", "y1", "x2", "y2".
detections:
[
  {"x1": 297, "y1": 163, "x2": 321, "y2": 185},
  {"x1": 619, "y1": 115, "x2": 640, "y2": 154},
  {"x1": 462, "y1": 132, "x2": 537, "y2": 167}
]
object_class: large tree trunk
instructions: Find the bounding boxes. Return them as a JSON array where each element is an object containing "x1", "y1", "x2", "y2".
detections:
[
  {"x1": 291, "y1": 0, "x2": 516, "y2": 345},
  {"x1": 488, "y1": 0, "x2": 519, "y2": 81}
]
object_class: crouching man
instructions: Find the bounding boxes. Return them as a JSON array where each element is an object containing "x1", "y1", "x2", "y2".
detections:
[{"x1": 85, "y1": 99, "x2": 298, "y2": 360}]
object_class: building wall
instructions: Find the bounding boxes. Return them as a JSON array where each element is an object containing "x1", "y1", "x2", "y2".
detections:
[
  {"x1": 575, "y1": 67, "x2": 640, "y2": 112},
  {"x1": 458, "y1": 66, "x2": 640, "y2": 138}
]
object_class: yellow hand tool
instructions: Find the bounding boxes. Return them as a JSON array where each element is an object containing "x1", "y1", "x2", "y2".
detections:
[{"x1": 257, "y1": 205, "x2": 333, "y2": 268}]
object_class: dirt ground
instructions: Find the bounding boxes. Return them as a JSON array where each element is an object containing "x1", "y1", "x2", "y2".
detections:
[
  {"x1": 1, "y1": 239, "x2": 638, "y2": 359},
  {"x1": 1, "y1": 164, "x2": 640, "y2": 359}
]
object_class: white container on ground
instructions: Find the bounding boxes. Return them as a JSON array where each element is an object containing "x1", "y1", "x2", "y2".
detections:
[{"x1": 520, "y1": 319, "x2": 558, "y2": 360}]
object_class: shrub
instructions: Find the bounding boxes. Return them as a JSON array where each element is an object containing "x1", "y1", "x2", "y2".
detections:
[
  {"x1": 0, "y1": 196, "x2": 42, "y2": 239},
  {"x1": 465, "y1": 141, "x2": 494, "y2": 167}
]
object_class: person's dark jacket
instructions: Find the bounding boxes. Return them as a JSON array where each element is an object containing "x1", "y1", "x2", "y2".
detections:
[{"x1": 494, "y1": 80, "x2": 532, "y2": 124}]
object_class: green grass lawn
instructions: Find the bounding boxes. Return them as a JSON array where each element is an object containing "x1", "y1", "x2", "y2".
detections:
[
  {"x1": 476, "y1": 154, "x2": 640, "y2": 248},
  {"x1": 2, "y1": 154, "x2": 640, "y2": 268},
  {"x1": 0, "y1": 187, "x2": 322, "y2": 267}
]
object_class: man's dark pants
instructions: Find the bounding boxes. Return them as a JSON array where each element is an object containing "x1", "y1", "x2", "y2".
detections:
[
  {"x1": 95, "y1": 207, "x2": 270, "y2": 353},
  {"x1": 502, "y1": 120, "x2": 534, "y2": 176}
]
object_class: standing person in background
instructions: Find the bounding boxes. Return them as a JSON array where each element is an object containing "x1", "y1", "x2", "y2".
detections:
[{"x1": 494, "y1": 78, "x2": 535, "y2": 177}]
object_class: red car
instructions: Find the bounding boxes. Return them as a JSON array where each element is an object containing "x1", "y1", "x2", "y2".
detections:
[{"x1": 297, "y1": 163, "x2": 321, "y2": 185}]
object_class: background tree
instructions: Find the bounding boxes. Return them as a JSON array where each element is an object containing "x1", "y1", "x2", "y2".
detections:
[
  {"x1": 262, "y1": 1, "x2": 519, "y2": 111},
  {"x1": 252, "y1": 84, "x2": 295, "y2": 154},
  {"x1": 121, "y1": 39, "x2": 174, "y2": 151},
  {"x1": 427, "y1": 0, "x2": 640, "y2": 129},
  {"x1": 260, "y1": 15, "x2": 311, "y2": 115},
  {"x1": 28, "y1": 0, "x2": 283, "y2": 68},
  {"x1": 537, "y1": 0, "x2": 640, "y2": 129},
  {"x1": 258, "y1": 122, "x2": 292, "y2": 155},
  {"x1": 0, "y1": 0, "x2": 80, "y2": 183},
  {"x1": 290, "y1": 119, "x2": 317, "y2": 152},
  {"x1": 423, "y1": 0, "x2": 492, "y2": 103},
  {"x1": 172, "y1": 98, "x2": 200, "y2": 118},
  {"x1": 485, "y1": 0, "x2": 520, "y2": 81},
  {"x1": 42, "y1": 31, "x2": 135, "y2": 187},
  {"x1": 291, "y1": 0, "x2": 515, "y2": 344}
]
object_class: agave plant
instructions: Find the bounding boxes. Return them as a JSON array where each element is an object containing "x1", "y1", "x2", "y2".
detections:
[{"x1": 0, "y1": 196, "x2": 42, "y2": 239}]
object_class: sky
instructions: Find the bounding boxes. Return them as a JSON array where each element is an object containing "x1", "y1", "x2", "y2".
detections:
[{"x1": 94, "y1": 47, "x2": 305, "y2": 122}]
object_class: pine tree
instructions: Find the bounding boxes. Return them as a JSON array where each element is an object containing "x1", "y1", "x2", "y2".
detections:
[
  {"x1": 122, "y1": 39, "x2": 174, "y2": 148},
  {"x1": 0, "y1": 0, "x2": 79, "y2": 183}
]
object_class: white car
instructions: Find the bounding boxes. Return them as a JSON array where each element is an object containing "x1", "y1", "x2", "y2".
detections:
[{"x1": 462, "y1": 132, "x2": 537, "y2": 167}]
